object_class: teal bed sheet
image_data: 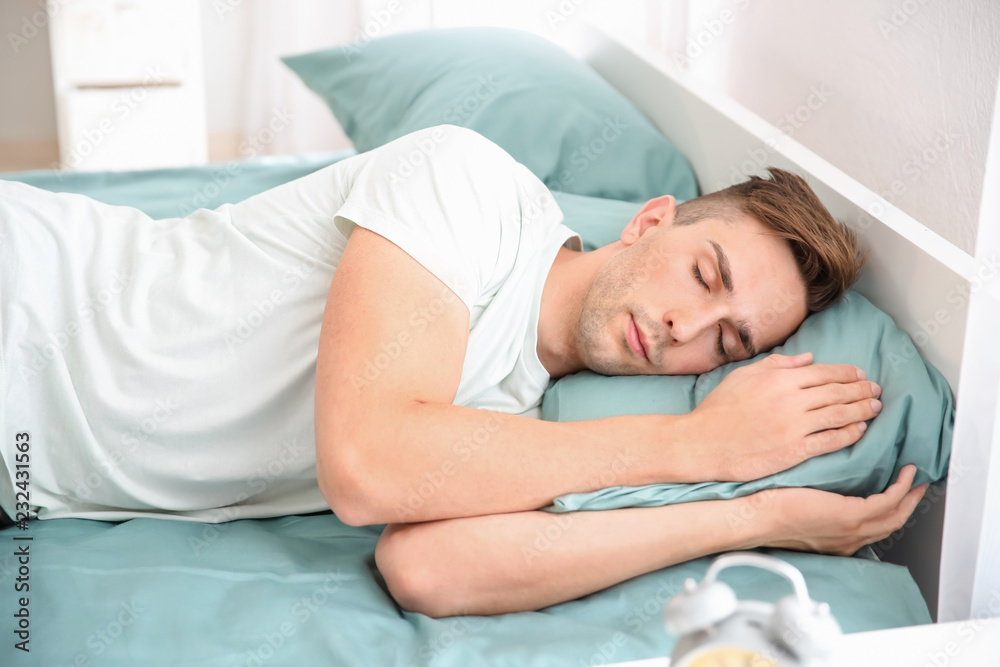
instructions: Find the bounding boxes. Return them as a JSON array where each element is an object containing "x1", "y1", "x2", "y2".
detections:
[
  {"x1": 0, "y1": 157, "x2": 932, "y2": 665},
  {"x1": 1, "y1": 516, "x2": 928, "y2": 666}
]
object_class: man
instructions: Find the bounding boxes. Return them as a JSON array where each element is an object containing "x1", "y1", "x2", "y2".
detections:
[{"x1": 0, "y1": 125, "x2": 925, "y2": 617}]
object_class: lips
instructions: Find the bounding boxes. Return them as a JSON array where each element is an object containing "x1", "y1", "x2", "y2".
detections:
[{"x1": 627, "y1": 315, "x2": 648, "y2": 361}]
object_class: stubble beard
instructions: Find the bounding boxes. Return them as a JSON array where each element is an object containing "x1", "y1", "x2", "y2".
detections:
[{"x1": 575, "y1": 250, "x2": 647, "y2": 376}]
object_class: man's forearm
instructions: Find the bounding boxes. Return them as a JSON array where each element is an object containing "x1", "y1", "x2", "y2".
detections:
[
  {"x1": 375, "y1": 469, "x2": 928, "y2": 618},
  {"x1": 319, "y1": 401, "x2": 707, "y2": 526},
  {"x1": 375, "y1": 495, "x2": 763, "y2": 618}
]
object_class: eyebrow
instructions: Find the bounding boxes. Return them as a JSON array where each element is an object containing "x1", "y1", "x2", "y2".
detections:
[
  {"x1": 708, "y1": 239, "x2": 758, "y2": 359},
  {"x1": 709, "y1": 240, "x2": 734, "y2": 294}
]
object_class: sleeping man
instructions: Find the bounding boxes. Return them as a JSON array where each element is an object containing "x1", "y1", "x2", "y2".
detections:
[{"x1": 0, "y1": 124, "x2": 926, "y2": 618}]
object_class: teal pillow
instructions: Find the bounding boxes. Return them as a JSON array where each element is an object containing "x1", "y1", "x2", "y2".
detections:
[
  {"x1": 541, "y1": 290, "x2": 954, "y2": 512},
  {"x1": 282, "y1": 27, "x2": 699, "y2": 204}
]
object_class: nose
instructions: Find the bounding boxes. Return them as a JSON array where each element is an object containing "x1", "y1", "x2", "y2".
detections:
[{"x1": 665, "y1": 305, "x2": 723, "y2": 345}]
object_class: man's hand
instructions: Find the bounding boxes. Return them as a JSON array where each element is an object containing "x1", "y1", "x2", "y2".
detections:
[
  {"x1": 750, "y1": 464, "x2": 928, "y2": 556},
  {"x1": 687, "y1": 352, "x2": 883, "y2": 481}
]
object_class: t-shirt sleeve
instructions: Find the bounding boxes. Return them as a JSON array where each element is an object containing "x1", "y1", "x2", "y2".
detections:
[{"x1": 333, "y1": 124, "x2": 558, "y2": 314}]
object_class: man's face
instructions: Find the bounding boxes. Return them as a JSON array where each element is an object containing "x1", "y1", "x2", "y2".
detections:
[{"x1": 576, "y1": 197, "x2": 808, "y2": 376}]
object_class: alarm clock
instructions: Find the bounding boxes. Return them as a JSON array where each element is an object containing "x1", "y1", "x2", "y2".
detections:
[{"x1": 664, "y1": 552, "x2": 842, "y2": 667}]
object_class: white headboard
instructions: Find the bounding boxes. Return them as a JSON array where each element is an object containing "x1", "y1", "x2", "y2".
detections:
[{"x1": 552, "y1": 19, "x2": 981, "y2": 621}]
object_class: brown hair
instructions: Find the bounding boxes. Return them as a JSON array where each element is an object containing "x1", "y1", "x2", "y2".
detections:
[{"x1": 673, "y1": 167, "x2": 865, "y2": 313}]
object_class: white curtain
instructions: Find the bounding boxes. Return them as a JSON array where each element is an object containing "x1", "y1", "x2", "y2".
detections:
[
  {"x1": 239, "y1": 0, "x2": 358, "y2": 156},
  {"x1": 232, "y1": 0, "x2": 435, "y2": 157}
]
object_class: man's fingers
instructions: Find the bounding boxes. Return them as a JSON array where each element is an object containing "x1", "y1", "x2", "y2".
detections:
[
  {"x1": 792, "y1": 363, "x2": 870, "y2": 389},
  {"x1": 867, "y1": 465, "x2": 918, "y2": 514},
  {"x1": 802, "y1": 380, "x2": 882, "y2": 411},
  {"x1": 764, "y1": 352, "x2": 813, "y2": 369},
  {"x1": 869, "y1": 480, "x2": 928, "y2": 541},
  {"x1": 895, "y1": 483, "x2": 929, "y2": 521},
  {"x1": 850, "y1": 466, "x2": 924, "y2": 546},
  {"x1": 807, "y1": 398, "x2": 882, "y2": 435},
  {"x1": 801, "y1": 421, "x2": 868, "y2": 456}
]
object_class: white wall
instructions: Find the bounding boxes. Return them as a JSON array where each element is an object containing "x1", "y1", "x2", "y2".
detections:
[{"x1": 675, "y1": 0, "x2": 999, "y2": 256}]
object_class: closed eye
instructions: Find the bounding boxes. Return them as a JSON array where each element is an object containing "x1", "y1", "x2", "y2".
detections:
[{"x1": 692, "y1": 263, "x2": 709, "y2": 291}]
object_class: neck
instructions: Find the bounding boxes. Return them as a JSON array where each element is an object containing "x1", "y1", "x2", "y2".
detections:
[{"x1": 537, "y1": 242, "x2": 621, "y2": 379}]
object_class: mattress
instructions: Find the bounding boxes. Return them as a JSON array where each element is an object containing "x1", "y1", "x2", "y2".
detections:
[{"x1": 0, "y1": 155, "x2": 932, "y2": 665}]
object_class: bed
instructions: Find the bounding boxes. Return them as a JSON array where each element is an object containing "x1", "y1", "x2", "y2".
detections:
[{"x1": 0, "y1": 20, "x2": 968, "y2": 667}]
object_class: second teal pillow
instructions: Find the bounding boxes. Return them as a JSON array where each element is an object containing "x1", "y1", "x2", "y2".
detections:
[{"x1": 282, "y1": 27, "x2": 699, "y2": 204}]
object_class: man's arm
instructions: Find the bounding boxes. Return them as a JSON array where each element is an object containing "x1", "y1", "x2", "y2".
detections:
[
  {"x1": 375, "y1": 466, "x2": 927, "y2": 618},
  {"x1": 314, "y1": 227, "x2": 881, "y2": 526}
]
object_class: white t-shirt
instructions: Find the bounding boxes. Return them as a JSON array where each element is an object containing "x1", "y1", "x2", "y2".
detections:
[{"x1": 0, "y1": 125, "x2": 581, "y2": 522}]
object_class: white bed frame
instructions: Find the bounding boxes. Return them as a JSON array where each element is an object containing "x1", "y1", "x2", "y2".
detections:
[{"x1": 553, "y1": 20, "x2": 1000, "y2": 626}]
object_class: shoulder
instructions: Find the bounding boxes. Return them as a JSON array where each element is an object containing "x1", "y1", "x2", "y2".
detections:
[
  {"x1": 386, "y1": 125, "x2": 518, "y2": 172},
  {"x1": 417, "y1": 124, "x2": 508, "y2": 153}
]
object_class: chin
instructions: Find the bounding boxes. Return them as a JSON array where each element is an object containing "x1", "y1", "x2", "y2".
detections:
[
  {"x1": 597, "y1": 351, "x2": 646, "y2": 377},
  {"x1": 580, "y1": 348, "x2": 631, "y2": 377},
  {"x1": 577, "y1": 312, "x2": 642, "y2": 376}
]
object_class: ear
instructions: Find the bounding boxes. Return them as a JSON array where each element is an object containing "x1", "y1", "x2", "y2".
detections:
[{"x1": 620, "y1": 195, "x2": 677, "y2": 245}]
